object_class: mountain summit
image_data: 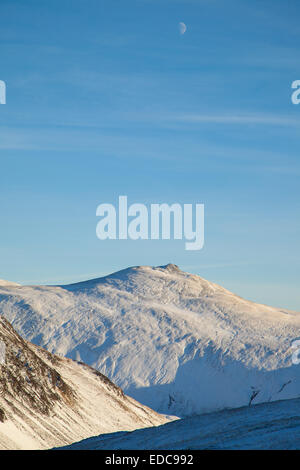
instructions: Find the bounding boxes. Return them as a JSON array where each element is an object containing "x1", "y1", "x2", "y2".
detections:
[{"x1": 0, "y1": 265, "x2": 299, "y2": 417}]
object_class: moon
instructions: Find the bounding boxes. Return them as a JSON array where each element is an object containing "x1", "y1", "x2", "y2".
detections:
[{"x1": 179, "y1": 22, "x2": 187, "y2": 35}]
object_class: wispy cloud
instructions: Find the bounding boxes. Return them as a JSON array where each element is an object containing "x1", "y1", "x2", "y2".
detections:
[
  {"x1": 182, "y1": 262, "x2": 251, "y2": 272},
  {"x1": 170, "y1": 113, "x2": 300, "y2": 127}
]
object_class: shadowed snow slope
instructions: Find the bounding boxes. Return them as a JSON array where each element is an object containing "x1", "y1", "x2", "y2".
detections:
[
  {"x1": 59, "y1": 397, "x2": 300, "y2": 450},
  {"x1": 0, "y1": 264, "x2": 300, "y2": 417},
  {"x1": 0, "y1": 317, "x2": 167, "y2": 450}
]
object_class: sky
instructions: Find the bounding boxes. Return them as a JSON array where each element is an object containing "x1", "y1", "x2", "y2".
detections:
[{"x1": 0, "y1": 0, "x2": 300, "y2": 310}]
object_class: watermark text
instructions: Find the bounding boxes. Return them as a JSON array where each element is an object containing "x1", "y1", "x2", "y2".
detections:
[
  {"x1": 0, "y1": 341, "x2": 5, "y2": 365},
  {"x1": 0, "y1": 80, "x2": 6, "y2": 105},
  {"x1": 96, "y1": 196, "x2": 204, "y2": 251}
]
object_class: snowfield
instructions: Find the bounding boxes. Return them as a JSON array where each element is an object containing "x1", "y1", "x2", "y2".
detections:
[
  {"x1": 59, "y1": 396, "x2": 300, "y2": 450},
  {"x1": 0, "y1": 264, "x2": 300, "y2": 417},
  {"x1": 0, "y1": 317, "x2": 168, "y2": 450}
]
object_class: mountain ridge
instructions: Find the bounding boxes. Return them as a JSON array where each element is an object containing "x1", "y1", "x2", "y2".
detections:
[
  {"x1": 0, "y1": 264, "x2": 299, "y2": 417},
  {"x1": 0, "y1": 316, "x2": 168, "y2": 450},
  {"x1": 58, "y1": 395, "x2": 300, "y2": 450}
]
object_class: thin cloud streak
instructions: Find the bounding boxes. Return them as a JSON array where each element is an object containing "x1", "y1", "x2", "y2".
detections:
[{"x1": 171, "y1": 113, "x2": 300, "y2": 127}]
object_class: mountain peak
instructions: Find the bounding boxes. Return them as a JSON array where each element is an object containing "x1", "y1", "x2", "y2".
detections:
[{"x1": 157, "y1": 263, "x2": 181, "y2": 273}]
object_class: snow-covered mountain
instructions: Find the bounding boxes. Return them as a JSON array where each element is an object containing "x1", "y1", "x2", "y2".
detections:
[
  {"x1": 0, "y1": 280, "x2": 20, "y2": 287},
  {"x1": 59, "y1": 396, "x2": 300, "y2": 450},
  {"x1": 0, "y1": 264, "x2": 300, "y2": 417},
  {"x1": 0, "y1": 316, "x2": 168, "y2": 450}
]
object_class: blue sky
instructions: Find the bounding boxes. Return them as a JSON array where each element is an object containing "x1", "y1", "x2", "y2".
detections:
[{"x1": 0, "y1": 0, "x2": 300, "y2": 309}]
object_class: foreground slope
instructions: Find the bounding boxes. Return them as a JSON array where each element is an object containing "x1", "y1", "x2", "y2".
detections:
[
  {"x1": 0, "y1": 317, "x2": 167, "y2": 450},
  {"x1": 0, "y1": 264, "x2": 300, "y2": 416},
  {"x1": 59, "y1": 397, "x2": 300, "y2": 450}
]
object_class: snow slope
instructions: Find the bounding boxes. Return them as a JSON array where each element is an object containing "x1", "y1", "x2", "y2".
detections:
[
  {"x1": 59, "y1": 397, "x2": 300, "y2": 450},
  {"x1": 0, "y1": 317, "x2": 168, "y2": 450},
  {"x1": 0, "y1": 280, "x2": 20, "y2": 287},
  {"x1": 0, "y1": 264, "x2": 300, "y2": 417}
]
